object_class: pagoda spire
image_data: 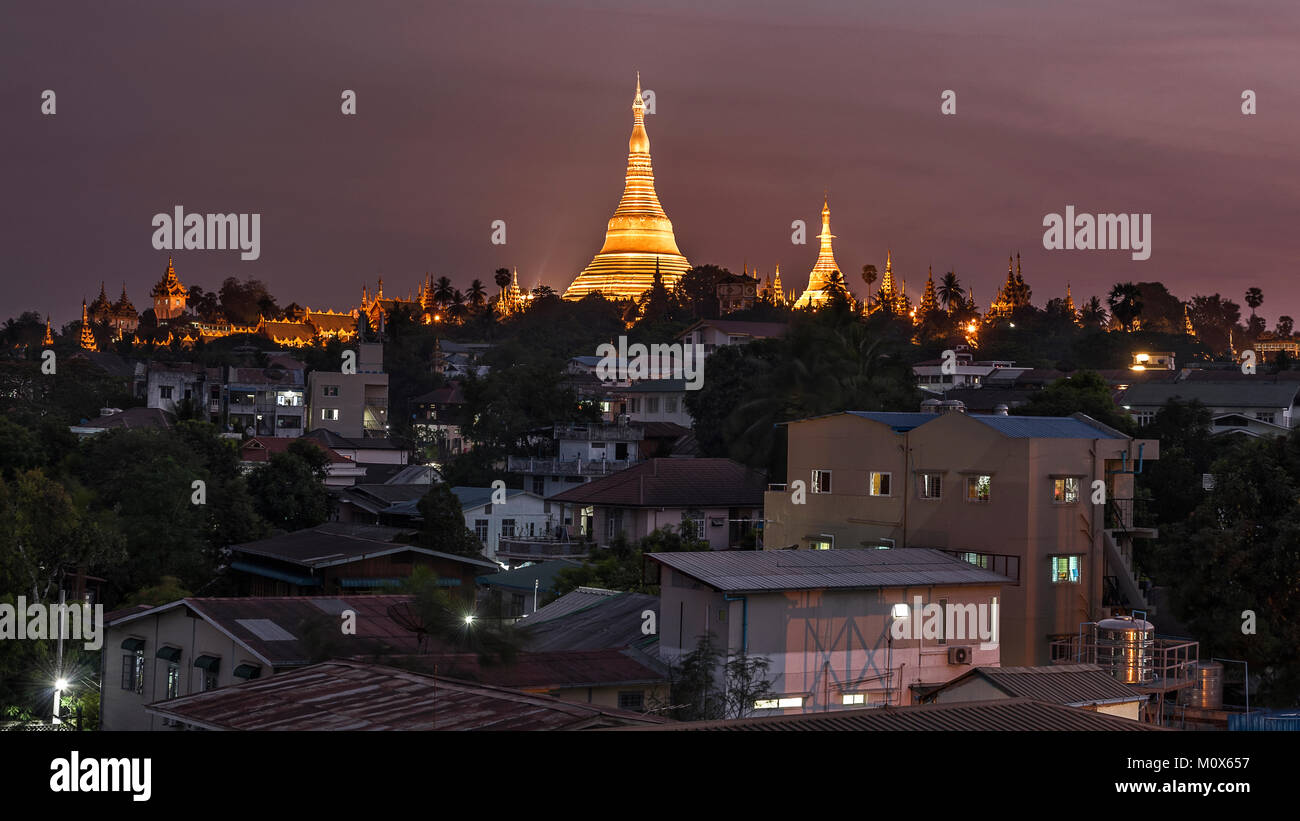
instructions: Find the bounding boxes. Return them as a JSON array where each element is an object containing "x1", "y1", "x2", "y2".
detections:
[
  {"x1": 79, "y1": 299, "x2": 97, "y2": 351},
  {"x1": 1184, "y1": 303, "x2": 1196, "y2": 337},
  {"x1": 564, "y1": 75, "x2": 691, "y2": 300},
  {"x1": 918, "y1": 266, "x2": 939, "y2": 317},
  {"x1": 42, "y1": 314, "x2": 54, "y2": 347},
  {"x1": 794, "y1": 196, "x2": 842, "y2": 309}
]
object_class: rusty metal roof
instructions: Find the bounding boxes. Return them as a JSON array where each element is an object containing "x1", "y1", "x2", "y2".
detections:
[
  {"x1": 547, "y1": 458, "x2": 766, "y2": 507},
  {"x1": 619, "y1": 697, "x2": 1164, "y2": 732},
  {"x1": 929, "y1": 664, "x2": 1146, "y2": 706},
  {"x1": 649, "y1": 548, "x2": 1009, "y2": 593},
  {"x1": 108, "y1": 594, "x2": 426, "y2": 667},
  {"x1": 388, "y1": 647, "x2": 666, "y2": 690},
  {"x1": 145, "y1": 660, "x2": 666, "y2": 730},
  {"x1": 229, "y1": 522, "x2": 498, "y2": 570}
]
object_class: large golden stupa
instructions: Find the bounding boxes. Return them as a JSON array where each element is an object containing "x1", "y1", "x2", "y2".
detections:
[
  {"x1": 793, "y1": 197, "x2": 844, "y2": 309},
  {"x1": 563, "y1": 75, "x2": 691, "y2": 300}
]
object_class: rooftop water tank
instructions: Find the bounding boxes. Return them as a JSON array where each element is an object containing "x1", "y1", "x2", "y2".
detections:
[{"x1": 1095, "y1": 616, "x2": 1155, "y2": 684}]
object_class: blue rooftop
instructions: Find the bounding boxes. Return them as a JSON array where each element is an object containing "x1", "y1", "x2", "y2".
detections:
[{"x1": 844, "y1": 411, "x2": 1124, "y2": 439}]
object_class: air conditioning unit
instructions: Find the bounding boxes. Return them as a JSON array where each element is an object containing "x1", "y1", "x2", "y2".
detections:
[{"x1": 948, "y1": 646, "x2": 974, "y2": 665}]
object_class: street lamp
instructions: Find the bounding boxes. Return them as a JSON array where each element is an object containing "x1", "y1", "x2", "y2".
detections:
[{"x1": 53, "y1": 677, "x2": 69, "y2": 724}]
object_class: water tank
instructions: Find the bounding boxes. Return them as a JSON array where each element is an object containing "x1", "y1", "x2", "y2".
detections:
[
  {"x1": 993, "y1": 404, "x2": 1010, "y2": 416},
  {"x1": 920, "y1": 399, "x2": 942, "y2": 415},
  {"x1": 1183, "y1": 661, "x2": 1224, "y2": 709},
  {"x1": 1095, "y1": 616, "x2": 1155, "y2": 684}
]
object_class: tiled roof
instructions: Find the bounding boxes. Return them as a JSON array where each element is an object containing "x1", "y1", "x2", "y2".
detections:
[
  {"x1": 619, "y1": 697, "x2": 1162, "y2": 731},
  {"x1": 929, "y1": 664, "x2": 1145, "y2": 707},
  {"x1": 108, "y1": 594, "x2": 425, "y2": 667},
  {"x1": 648, "y1": 548, "x2": 1008, "y2": 593},
  {"x1": 240, "y1": 436, "x2": 350, "y2": 464},
  {"x1": 229, "y1": 522, "x2": 498, "y2": 570},
  {"x1": 145, "y1": 660, "x2": 665, "y2": 730},
  {"x1": 546, "y1": 458, "x2": 766, "y2": 507},
  {"x1": 518, "y1": 591, "x2": 659, "y2": 652}
]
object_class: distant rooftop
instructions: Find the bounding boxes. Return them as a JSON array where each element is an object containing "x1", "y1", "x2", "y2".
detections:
[
  {"x1": 838, "y1": 411, "x2": 1128, "y2": 439},
  {"x1": 229, "y1": 522, "x2": 498, "y2": 570},
  {"x1": 547, "y1": 457, "x2": 766, "y2": 507}
]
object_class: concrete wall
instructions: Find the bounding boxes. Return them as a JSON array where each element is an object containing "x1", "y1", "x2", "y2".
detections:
[
  {"x1": 308, "y1": 368, "x2": 389, "y2": 439},
  {"x1": 761, "y1": 412, "x2": 1158, "y2": 666},
  {"x1": 102, "y1": 608, "x2": 271, "y2": 731},
  {"x1": 658, "y1": 571, "x2": 1003, "y2": 714}
]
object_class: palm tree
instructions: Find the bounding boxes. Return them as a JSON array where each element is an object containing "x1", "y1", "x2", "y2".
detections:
[
  {"x1": 467, "y1": 279, "x2": 487, "y2": 308},
  {"x1": 433, "y1": 276, "x2": 454, "y2": 307},
  {"x1": 1246, "y1": 287, "x2": 1263, "y2": 316},
  {"x1": 861, "y1": 264, "x2": 877, "y2": 292},
  {"x1": 1107, "y1": 283, "x2": 1143, "y2": 332},
  {"x1": 493, "y1": 268, "x2": 512, "y2": 292},
  {"x1": 938, "y1": 271, "x2": 964, "y2": 313},
  {"x1": 446, "y1": 290, "x2": 468, "y2": 323},
  {"x1": 1080, "y1": 296, "x2": 1108, "y2": 328}
]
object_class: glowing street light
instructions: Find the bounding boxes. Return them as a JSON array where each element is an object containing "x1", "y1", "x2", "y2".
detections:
[{"x1": 463, "y1": 615, "x2": 475, "y2": 625}]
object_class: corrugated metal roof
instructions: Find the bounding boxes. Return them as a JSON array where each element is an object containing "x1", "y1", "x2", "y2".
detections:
[
  {"x1": 929, "y1": 664, "x2": 1145, "y2": 706},
  {"x1": 518, "y1": 591, "x2": 659, "y2": 652},
  {"x1": 390, "y1": 647, "x2": 666, "y2": 689},
  {"x1": 452, "y1": 485, "x2": 530, "y2": 510},
  {"x1": 619, "y1": 697, "x2": 1163, "y2": 731},
  {"x1": 835, "y1": 411, "x2": 1126, "y2": 439},
  {"x1": 145, "y1": 660, "x2": 665, "y2": 730},
  {"x1": 523, "y1": 587, "x2": 623, "y2": 624},
  {"x1": 1119, "y1": 381, "x2": 1300, "y2": 409},
  {"x1": 477, "y1": 560, "x2": 584, "y2": 593},
  {"x1": 845, "y1": 412, "x2": 936, "y2": 432},
  {"x1": 546, "y1": 458, "x2": 766, "y2": 507},
  {"x1": 229, "y1": 522, "x2": 498, "y2": 570},
  {"x1": 648, "y1": 548, "x2": 1009, "y2": 593}
]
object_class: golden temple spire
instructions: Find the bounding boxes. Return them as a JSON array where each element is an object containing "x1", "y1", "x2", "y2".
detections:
[
  {"x1": 1184, "y1": 302, "x2": 1196, "y2": 337},
  {"x1": 564, "y1": 75, "x2": 691, "y2": 300},
  {"x1": 42, "y1": 314, "x2": 54, "y2": 347},
  {"x1": 79, "y1": 299, "x2": 97, "y2": 351},
  {"x1": 794, "y1": 195, "x2": 843, "y2": 308}
]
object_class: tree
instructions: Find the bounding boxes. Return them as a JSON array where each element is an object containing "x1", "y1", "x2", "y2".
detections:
[
  {"x1": 1276, "y1": 315, "x2": 1294, "y2": 338},
  {"x1": 861, "y1": 264, "x2": 878, "y2": 294},
  {"x1": 722, "y1": 652, "x2": 774, "y2": 719},
  {"x1": 467, "y1": 279, "x2": 487, "y2": 308},
  {"x1": 1245, "y1": 287, "x2": 1263, "y2": 316},
  {"x1": 1017, "y1": 371, "x2": 1135, "y2": 433},
  {"x1": 673, "y1": 264, "x2": 727, "y2": 319},
  {"x1": 246, "y1": 440, "x2": 332, "y2": 531},
  {"x1": 1079, "y1": 296, "x2": 1108, "y2": 328},
  {"x1": 938, "y1": 271, "x2": 963, "y2": 313},
  {"x1": 401, "y1": 566, "x2": 521, "y2": 663},
  {"x1": 433, "y1": 276, "x2": 454, "y2": 307},
  {"x1": 493, "y1": 268, "x2": 512, "y2": 292},
  {"x1": 1107, "y1": 282, "x2": 1143, "y2": 332},
  {"x1": 219, "y1": 277, "x2": 280, "y2": 326},
  {"x1": 663, "y1": 632, "x2": 725, "y2": 720},
  {"x1": 415, "y1": 483, "x2": 484, "y2": 556}
]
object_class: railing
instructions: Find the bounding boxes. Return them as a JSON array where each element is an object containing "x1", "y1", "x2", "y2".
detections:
[
  {"x1": 938, "y1": 549, "x2": 1021, "y2": 585},
  {"x1": 497, "y1": 538, "x2": 594, "y2": 560},
  {"x1": 505, "y1": 456, "x2": 640, "y2": 476},
  {"x1": 1105, "y1": 498, "x2": 1156, "y2": 532},
  {"x1": 1049, "y1": 633, "x2": 1198, "y2": 692}
]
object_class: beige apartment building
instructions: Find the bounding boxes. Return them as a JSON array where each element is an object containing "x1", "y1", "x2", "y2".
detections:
[
  {"x1": 307, "y1": 341, "x2": 389, "y2": 438},
  {"x1": 761, "y1": 408, "x2": 1158, "y2": 666}
]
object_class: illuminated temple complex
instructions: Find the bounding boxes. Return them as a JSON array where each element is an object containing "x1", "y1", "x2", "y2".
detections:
[
  {"x1": 563, "y1": 75, "x2": 692, "y2": 300},
  {"x1": 793, "y1": 198, "x2": 848, "y2": 309}
]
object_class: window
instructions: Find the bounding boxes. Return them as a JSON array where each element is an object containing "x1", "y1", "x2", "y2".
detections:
[
  {"x1": 1256, "y1": 412, "x2": 1276, "y2": 424},
  {"x1": 681, "y1": 511, "x2": 705, "y2": 541},
  {"x1": 474, "y1": 519, "x2": 489, "y2": 543},
  {"x1": 321, "y1": 408, "x2": 339, "y2": 421},
  {"x1": 966, "y1": 475, "x2": 992, "y2": 502},
  {"x1": 629, "y1": 398, "x2": 640, "y2": 413},
  {"x1": 1133, "y1": 411, "x2": 1155, "y2": 426},
  {"x1": 1053, "y1": 477, "x2": 1080, "y2": 504},
  {"x1": 202, "y1": 671, "x2": 218, "y2": 691},
  {"x1": 618, "y1": 690, "x2": 646, "y2": 711},
  {"x1": 956, "y1": 552, "x2": 991, "y2": 570},
  {"x1": 159, "y1": 386, "x2": 173, "y2": 399},
  {"x1": 646, "y1": 397, "x2": 660, "y2": 413},
  {"x1": 166, "y1": 663, "x2": 180, "y2": 699},
  {"x1": 664, "y1": 397, "x2": 677, "y2": 413},
  {"x1": 919, "y1": 473, "x2": 942, "y2": 499},
  {"x1": 605, "y1": 509, "x2": 624, "y2": 540},
  {"x1": 500, "y1": 519, "x2": 516, "y2": 539},
  {"x1": 121, "y1": 650, "x2": 145, "y2": 693},
  {"x1": 1051, "y1": 555, "x2": 1082, "y2": 584},
  {"x1": 195, "y1": 655, "x2": 220, "y2": 691},
  {"x1": 809, "y1": 535, "x2": 834, "y2": 550},
  {"x1": 323, "y1": 385, "x2": 339, "y2": 397},
  {"x1": 754, "y1": 696, "x2": 804, "y2": 710},
  {"x1": 870, "y1": 472, "x2": 892, "y2": 496},
  {"x1": 842, "y1": 693, "x2": 866, "y2": 705},
  {"x1": 811, "y1": 470, "x2": 832, "y2": 494},
  {"x1": 531, "y1": 476, "x2": 545, "y2": 495}
]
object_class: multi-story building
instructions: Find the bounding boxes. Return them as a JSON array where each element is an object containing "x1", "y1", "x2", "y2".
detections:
[
  {"x1": 760, "y1": 404, "x2": 1159, "y2": 666},
  {"x1": 224, "y1": 362, "x2": 307, "y2": 437},
  {"x1": 675, "y1": 318, "x2": 787, "y2": 358},
  {"x1": 307, "y1": 341, "x2": 389, "y2": 438},
  {"x1": 506, "y1": 422, "x2": 645, "y2": 498}
]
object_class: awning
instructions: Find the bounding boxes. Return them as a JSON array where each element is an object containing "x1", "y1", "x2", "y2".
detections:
[
  {"x1": 233, "y1": 664, "x2": 261, "y2": 680},
  {"x1": 229, "y1": 560, "x2": 321, "y2": 587},
  {"x1": 121, "y1": 637, "x2": 145, "y2": 652},
  {"x1": 193, "y1": 655, "x2": 220, "y2": 672},
  {"x1": 155, "y1": 646, "x2": 182, "y2": 662}
]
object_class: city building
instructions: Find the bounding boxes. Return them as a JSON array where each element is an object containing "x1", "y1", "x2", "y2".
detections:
[
  {"x1": 547, "y1": 457, "x2": 765, "y2": 550},
  {"x1": 676, "y1": 319, "x2": 787, "y2": 358},
  {"x1": 649, "y1": 548, "x2": 1007, "y2": 713},
  {"x1": 760, "y1": 406, "x2": 1159, "y2": 666},
  {"x1": 564, "y1": 76, "x2": 691, "y2": 300},
  {"x1": 505, "y1": 422, "x2": 646, "y2": 499},
  {"x1": 1117, "y1": 380, "x2": 1300, "y2": 429},
  {"x1": 306, "y1": 341, "x2": 390, "y2": 438},
  {"x1": 100, "y1": 594, "x2": 424, "y2": 730}
]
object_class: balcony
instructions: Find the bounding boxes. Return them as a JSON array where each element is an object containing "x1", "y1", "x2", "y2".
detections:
[
  {"x1": 1105, "y1": 498, "x2": 1158, "y2": 539},
  {"x1": 505, "y1": 456, "x2": 640, "y2": 477},
  {"x1": 553, "y1": 423, "x2": 644, "y2": 442},
  {"x1": 496, "y1": 537, "x2": 595, "y2": 561}
]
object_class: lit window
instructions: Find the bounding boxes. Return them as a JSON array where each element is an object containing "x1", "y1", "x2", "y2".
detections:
[
  {"x1": 166, "y1": 663, "x2": 180, "y2": 699},
  {"x1": 966, "y1": 475, "x2": 991, "y2": 502},
  {"x1": 870, "y1": 472, "x2": 892, "y2": 496},
  {"x1": 842, "y1": 693, "x2": 865, "y2": 705},
  {"x1": 1051, "y1": 555, "x2": 1081, "y2": 584},
  {"x1": 323, "y1": 385, "x2": 339, "y2": 397},
  {"x1": 1053, "y1": 477, "x2": 1080, "y2": 504},
  {"x1": 919, "y1": 473, "x2": 942, "y2": 499},
  {"x1": 811, "y1": 470, "x2": 832, "y2": 493},
  {"x1": 321, "y1": 408, "x2": 339, "y2": 421},
  {"x1": 754, "y1": 696, "x2": 804, "y2": 710}
]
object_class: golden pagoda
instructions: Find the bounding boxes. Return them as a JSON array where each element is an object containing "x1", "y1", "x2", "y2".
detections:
[
  {"x1": 78, "y1": 300, "x2": 98, "y2": 351},
  {"x1": 916, "y1": 266, "x2": 939, "y2": 319},
  {"x1": 41, "y1": 315, "x2": 54, "y2": 346},
  {"x1": 564, "y1": 74, "x2": 691, "y2": 300},
  {"x1": 870, "y1": 250, "x2": 908, "y2": 315},
  {"x1": 151, "y1": 257, "x2": 188, "y2": 320},
  {"x1": 1184, "y1": 303, "x2": 1196, "y2": 337},
  {"x1": 1065, "y1": 283, "x2": 1080, "y2": 326},
  {"x1": 794, "y1": 197, "x2": 844, "y2": 309}
]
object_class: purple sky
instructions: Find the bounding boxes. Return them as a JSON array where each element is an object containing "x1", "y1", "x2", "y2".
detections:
[{"x1": 4, "y1": 0, "x2": 1299, "y2": 327}]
